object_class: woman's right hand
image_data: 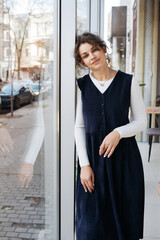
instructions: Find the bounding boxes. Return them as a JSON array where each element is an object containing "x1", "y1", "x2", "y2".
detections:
[
  {"x1": 0, "y1": 127, "x2": 13, "y2": 152},
  {"x1": 80, "y1": 165, "x2": 95, "y2": 193}
]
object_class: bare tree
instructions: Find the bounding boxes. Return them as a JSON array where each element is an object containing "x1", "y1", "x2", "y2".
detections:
[
  {"x1": 13, "y1": 13, "x2": 31, "y2": 80},
  {"x1": 4, "y1": 0, "x2": 45, "y2": 80}
]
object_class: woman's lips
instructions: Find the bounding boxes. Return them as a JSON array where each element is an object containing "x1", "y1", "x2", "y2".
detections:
[{"x1": 92, "y1": 59, "x2": 100, "y2": 65}]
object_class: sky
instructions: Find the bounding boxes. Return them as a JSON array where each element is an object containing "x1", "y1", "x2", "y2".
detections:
[{"x1": 7, "y1": 0, "x2": 53, "y2": 14}]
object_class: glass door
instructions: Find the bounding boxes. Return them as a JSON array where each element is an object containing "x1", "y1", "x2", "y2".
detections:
[{"x1": 0, "y1": 0, "x2": 59, "y2": 239}]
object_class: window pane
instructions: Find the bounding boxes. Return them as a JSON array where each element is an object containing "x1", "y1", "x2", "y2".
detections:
[
  {"x1": 77, "y1": 0, "x2": 90, "y2": 34},
  {"x1": 0, "y1": 0, "x2": 59, "y2": 239}
]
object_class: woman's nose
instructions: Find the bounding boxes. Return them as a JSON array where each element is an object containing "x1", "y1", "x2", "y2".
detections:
[{"x1": 90, "y1": 52, "x2": 96, "y2": 59}]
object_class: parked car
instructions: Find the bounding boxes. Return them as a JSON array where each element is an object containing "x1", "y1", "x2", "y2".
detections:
[
  {"x1": 0, "y1": 84, "x2": 33, "y2": 109},
  {"x1": 0, "y1": 81, "x2": 7, "y2": 91},
  {"x1": 18, "y1": 79, "x2": 33, "y2": 88},
  {"x1": 30, "y1": 83, "x2": 48, "y2": 100}
]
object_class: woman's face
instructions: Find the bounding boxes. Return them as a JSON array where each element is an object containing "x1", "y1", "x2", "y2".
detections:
[{"x1": 79, "y1": 42, "x2": 107, "y2": 71}]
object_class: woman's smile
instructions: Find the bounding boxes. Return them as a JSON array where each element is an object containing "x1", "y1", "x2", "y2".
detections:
[{"x1": 92, "y1": 59, "x2": 100, "y2": 65}]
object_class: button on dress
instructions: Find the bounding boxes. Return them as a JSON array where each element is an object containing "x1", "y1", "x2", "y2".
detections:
[{"x1": 76, "y1": 70, "x2": 144, "y2": 240}]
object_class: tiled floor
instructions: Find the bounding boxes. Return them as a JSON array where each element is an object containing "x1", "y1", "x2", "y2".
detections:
[{"x1": 138, "y1": 142, "x2": 160, "y2": 240}]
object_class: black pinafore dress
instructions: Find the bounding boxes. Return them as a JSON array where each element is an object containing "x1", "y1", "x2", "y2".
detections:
[{"x1": 76, "y1": 70, "x2": 144, "y2": 240}]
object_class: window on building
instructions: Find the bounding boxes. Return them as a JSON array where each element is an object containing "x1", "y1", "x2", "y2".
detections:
[
  {"x1": 4, "y1": 30, "x2": 9, "y2": 40},
  {"x1": 4, "y1": 47, "x2": 10, "y2": 58}
]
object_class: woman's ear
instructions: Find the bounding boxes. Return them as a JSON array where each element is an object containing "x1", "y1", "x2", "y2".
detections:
[
  {"x1": 102, "y1": 46, "x2": 107, "y2": 53},
  {"x1": 80, "y1": 60, "x2": 87, "y2": 67}
]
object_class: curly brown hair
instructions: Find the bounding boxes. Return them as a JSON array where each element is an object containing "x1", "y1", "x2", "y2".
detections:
[{"x1": 74, "y1": 32, "x2": 108, "y2": 68}]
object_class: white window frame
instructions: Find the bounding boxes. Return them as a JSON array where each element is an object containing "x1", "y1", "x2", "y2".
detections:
[
  {"x1": 60, "y1": 0, "x2": 76, "y2": 239},
  {"x1": 60, "y1": 0, "x2": 105, "y2": 239}
]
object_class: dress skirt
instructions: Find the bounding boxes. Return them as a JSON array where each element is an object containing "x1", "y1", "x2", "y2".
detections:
[{"x1": 76, "y1": 71, "x2": 144, "y2": 240}]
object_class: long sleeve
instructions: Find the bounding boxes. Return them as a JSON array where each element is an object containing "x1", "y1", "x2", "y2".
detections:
[
  {"x1": 114, "y1": 76, "x2": 147, "y2": 138},
  {"x1": 75, "y1": 86, "x2": 90, "y2": 167},
  {"x1": 22, "y1": 100, "x2": 44, "y2": 164}
]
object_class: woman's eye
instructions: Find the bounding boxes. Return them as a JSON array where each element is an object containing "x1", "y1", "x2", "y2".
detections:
[
  {"x1": 82, "y1": 55, "x2": 88, "y2": 59},
  {"x1": 92, "y1": 48, "x2": 99, "y2": 52}
]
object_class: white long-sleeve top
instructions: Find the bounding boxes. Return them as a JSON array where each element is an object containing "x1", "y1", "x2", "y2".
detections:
[{"x1": 75, "y1": 73, "x2": 147, "y2": 167}]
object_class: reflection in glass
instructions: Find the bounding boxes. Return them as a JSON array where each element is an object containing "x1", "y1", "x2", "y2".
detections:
[
  {"x1": 0, "y1": 0, "x2": 56, "y2": 239},
  {"x1": 76, "y1": 0, "x2": 90, "y2": 78},
  {"x1": 1, "y1": 84, "x2": 25, "y2": 92},
  {"x1": 77, "y1": 0, "x2": 90, "y2": 34}
]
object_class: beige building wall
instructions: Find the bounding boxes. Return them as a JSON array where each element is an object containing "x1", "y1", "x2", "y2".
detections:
[
  {"x1": 135, "y1": 0, "x2": 145, "y2": 88},
  {"x1": 152, "y1": 0, "x2": 159, "y2": 107},
  {"x1": 120, "y1": 0, "x2": 133, "y2": 73},
  {"x1": 20, "y1": 13, "x2": 53, "y2": 69}
]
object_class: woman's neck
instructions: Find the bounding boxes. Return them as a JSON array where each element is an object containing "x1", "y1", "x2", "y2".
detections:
[{"x1": 91, "y1": 64, "x2": 111, "y2": 81}]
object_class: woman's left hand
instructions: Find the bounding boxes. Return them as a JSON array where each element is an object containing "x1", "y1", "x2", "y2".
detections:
[{"x1": 99, "y1": 130, "x2": 120, "y2": 158}]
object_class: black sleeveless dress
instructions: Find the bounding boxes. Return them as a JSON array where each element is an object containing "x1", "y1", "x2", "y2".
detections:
[{"x1": 76, "y1": 70, "x2": 144, "y2": 240}]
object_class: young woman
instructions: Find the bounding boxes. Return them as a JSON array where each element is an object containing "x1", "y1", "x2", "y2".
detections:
[{"x1": 74, "y1": 32, "x2": 147, "y2": 240}]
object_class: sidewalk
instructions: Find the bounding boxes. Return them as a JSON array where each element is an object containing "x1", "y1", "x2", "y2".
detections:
[{"x1": 0, "y1": 102, "x2": 45, "y2": 240}]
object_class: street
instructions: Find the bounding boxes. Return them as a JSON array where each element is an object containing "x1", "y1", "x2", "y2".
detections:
[{"x1": 0, "y1": 102, "x2": 45, "y2": 239}]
